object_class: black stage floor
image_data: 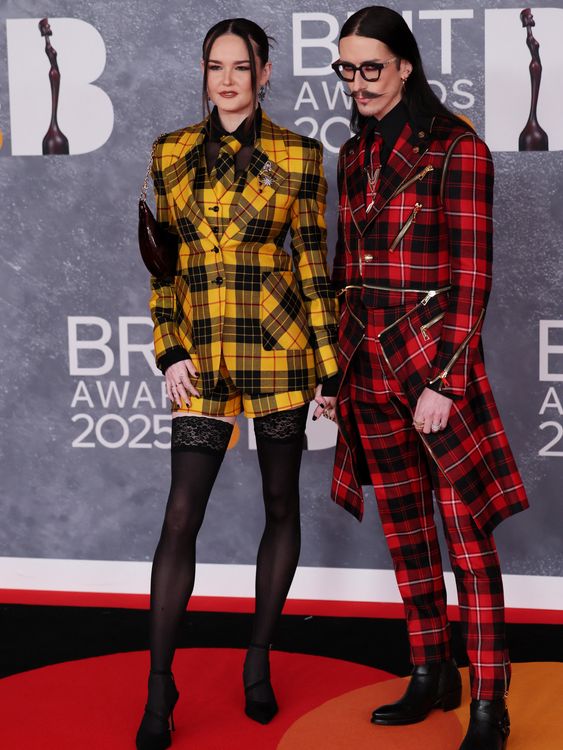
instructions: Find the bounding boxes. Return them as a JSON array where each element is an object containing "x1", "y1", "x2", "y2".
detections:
[{"x1": 2, "y1": 604, "x2": 562, "y2": 678}]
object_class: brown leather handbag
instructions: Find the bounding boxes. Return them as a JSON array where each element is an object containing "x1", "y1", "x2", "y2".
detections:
[{"x1": 138, "y1": 137, "x2": 178, "y2": 277}]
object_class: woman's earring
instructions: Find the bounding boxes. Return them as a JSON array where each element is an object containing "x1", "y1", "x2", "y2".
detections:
[{"x1": 258, "y1": 85, "x2": 266, "y2": 102}]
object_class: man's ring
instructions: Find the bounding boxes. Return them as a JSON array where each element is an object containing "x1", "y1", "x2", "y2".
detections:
[{"x1": 431, "y1": 423, "x2": 441, "y2": 432}]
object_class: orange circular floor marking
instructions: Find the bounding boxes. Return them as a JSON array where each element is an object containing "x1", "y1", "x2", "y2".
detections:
[
  {"x1": 279, "y1": 662, "x2": 563, "y2": 749},
  {"x1": 452, "y1": 662, "x2": 563, "y2": 750},
  {"x1": 278, "y1": 674, "x2": 463, "y2": 749},
  {"x1": 228, "y1": 421, "x2": 240, "y2": 449}
]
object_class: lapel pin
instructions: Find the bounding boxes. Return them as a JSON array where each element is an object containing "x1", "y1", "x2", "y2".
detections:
[{"x1": 258, "y1": 160, "x2": 274, "y2": 190}]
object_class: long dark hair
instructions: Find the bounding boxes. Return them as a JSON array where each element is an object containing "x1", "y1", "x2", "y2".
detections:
[
  {"x1": 202, "y1": 18, "x2": 271, "y2": 133},
  {"x1": 340, "y1": 6, "x2": 472, "y2": 132}
]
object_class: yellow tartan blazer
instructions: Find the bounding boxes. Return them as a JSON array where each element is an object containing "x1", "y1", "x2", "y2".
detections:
[{"x1": 149, "y1": 112, "x2": 339, "y2": 395}]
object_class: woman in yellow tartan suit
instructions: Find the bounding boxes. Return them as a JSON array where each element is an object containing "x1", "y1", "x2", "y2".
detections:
[{"x1": 135, "y1": 18, "x2": 339, "y2": 750}]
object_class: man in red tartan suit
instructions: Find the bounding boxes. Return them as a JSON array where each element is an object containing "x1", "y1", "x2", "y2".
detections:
[{"x1": 328, "y1": 7, "x2": 528, "y2": 750}]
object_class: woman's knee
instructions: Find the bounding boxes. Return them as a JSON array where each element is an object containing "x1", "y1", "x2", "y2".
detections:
[
  {"x1": 160, "y1": 492, "x2": 207, "y2": 542},
  {"x1": 262, "y1": 482, "x2": 300, "y2": 524}
]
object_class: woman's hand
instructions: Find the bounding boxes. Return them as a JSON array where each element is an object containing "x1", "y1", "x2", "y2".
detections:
[
  {"x1": 413, "y1": 387, "x2": 453, "y2": 434},
  {"x1": 312, "y1": 384, "x2": 337, "y2": 421},
  {"x1": 165, "y1": 359, "x2": 200, "y2": 408}
]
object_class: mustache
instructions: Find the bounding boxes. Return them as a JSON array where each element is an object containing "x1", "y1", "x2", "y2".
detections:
[{"x1": 344, "y1": 90, "x2": 382, "y2": 100}]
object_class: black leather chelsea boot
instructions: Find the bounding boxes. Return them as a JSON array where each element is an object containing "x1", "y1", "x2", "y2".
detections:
[
  {"x1": 459, "y1": 699, "x2": 510, "y2": 749},
  {"x1": 371, "y1": 660, "x2": 462, "y2": 725}
]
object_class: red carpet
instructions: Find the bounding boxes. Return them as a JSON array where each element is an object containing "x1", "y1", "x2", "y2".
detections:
[{"x1": 1, "y1": 649, "x2": 561, "y2": 748}]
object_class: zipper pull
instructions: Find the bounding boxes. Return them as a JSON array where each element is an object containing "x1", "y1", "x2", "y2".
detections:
[
  {"x1": 418, "y1": 165, "x2": 434, "y2": 180},
  {"x1": 421, "y1": 326, "x2": 430, "y2": 341},
  {"x1": 421, "y1": 290, "x2": 436, "y2": 306}
]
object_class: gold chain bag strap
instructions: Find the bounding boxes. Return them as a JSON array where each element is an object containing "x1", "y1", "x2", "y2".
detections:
[{"x1": 138, "y1": 136, "x2": 178, "y2": 277}]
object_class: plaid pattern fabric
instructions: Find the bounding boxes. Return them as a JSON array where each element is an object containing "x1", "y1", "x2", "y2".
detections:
[
  {"x1": 331, "y1": 116, "x2": 528, "y2": 533},
  {"x1": 172, "y1": 355, "x2": 313, "y2": 418},
  {"x1": 352, "y1": 396, "x2": 510, "y2": 700},
  {"x1": 344, "y1": 311, "x2": 511, "y2": 699},
  {"x1": 334, "y1": 117, "x2": 493, "y2": 397},
  {"x1": 148, "y1": 112, "x2": 338, "y2": 396}
]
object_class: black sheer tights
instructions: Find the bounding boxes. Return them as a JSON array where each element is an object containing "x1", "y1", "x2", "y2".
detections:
[
  {"x1": 149, "y1": 422, "x2": 232, "y2": 674},
  {"x1": 146, "y1": 406, "x2": 308, "y2": 714},
  {"x1": 244, "y1": 404, "x2": 308, "y2": 703}
]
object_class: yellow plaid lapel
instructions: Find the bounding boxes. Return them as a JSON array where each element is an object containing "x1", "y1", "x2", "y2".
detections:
[
  {"x1": 166, "y1": 121, "x2": 215, "y2": 241},
  {"x1": 222, "y1": 112, "x2": 289, "y2": 243}
]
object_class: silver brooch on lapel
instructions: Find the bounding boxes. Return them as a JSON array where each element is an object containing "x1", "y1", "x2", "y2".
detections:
[{"x1": 258, "y1": 160, "x2": 274, "y2": 190}]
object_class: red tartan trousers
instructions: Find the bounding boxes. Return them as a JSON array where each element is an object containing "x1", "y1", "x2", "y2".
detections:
[{"x1": 346, "y1": 307, "x2": 510, "y2": 700}]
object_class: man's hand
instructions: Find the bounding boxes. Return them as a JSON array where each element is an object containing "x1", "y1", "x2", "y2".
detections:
[{"x1": 413, "y1": 387, "x2": 453, "y2": 434}]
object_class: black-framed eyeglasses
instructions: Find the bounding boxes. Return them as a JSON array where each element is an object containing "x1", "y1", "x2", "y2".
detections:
[{"x1": 331, "y1": 57, "x2": 397, "y2": 82}]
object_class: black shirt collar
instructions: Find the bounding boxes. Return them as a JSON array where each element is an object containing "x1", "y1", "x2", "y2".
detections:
[
  {"x1": 207, "y1": 105, "x2": 262, "y2": 146},
  {"x1": 364, "y1": 100, "x2": 409, "y2": 150}
]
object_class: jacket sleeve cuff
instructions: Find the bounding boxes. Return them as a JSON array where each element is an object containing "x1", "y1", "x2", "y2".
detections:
[
  {"x1": 157, "y1": 346, "x2": 190, "y2": 374},
  {"x1": 314, "y1": 343, "x2": 340, "y2": 383},
  {"x1": 425, "y1": 378, "x2": 462, "y2": 400},
  {"x1": 320, "y1": 372, "x2": 342, "y2": 397},
  {"x1": 426, "y1": 370, "x2": 465, "y2": 400}
]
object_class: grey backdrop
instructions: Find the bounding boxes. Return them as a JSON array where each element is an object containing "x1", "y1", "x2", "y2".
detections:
[{"x1": 1, "y1": 1, "x2": 561, "y2": 583}]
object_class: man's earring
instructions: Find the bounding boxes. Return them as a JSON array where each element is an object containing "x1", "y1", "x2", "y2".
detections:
[{"x1": 258, "y1": 85, "x2": 266, "y2": 102}]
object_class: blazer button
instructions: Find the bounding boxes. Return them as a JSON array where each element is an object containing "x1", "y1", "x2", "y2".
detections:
[
  {"x1": 418, "y1": 130, "x2": 426, "y2": 138},
  {"x1": 210, "y1": 205, "x2": 219, "y2": 212},
  {"x1": 215, "y1": 276, "x2": 223, "y2": 285},
  {"x1": 412, "y1": 146, "x2": 420, "y2": 154},
  {"x1": 213, "y1": 247, "x2": 219, "y2": 253}
]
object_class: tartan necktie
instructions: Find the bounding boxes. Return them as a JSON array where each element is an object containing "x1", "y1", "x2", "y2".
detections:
[
  {"x1": 211, "y1": 135, "x2": 242, "y2": 188},
  {"x1": 364, "y1": 132, "x2": 383, "y2": 213}
]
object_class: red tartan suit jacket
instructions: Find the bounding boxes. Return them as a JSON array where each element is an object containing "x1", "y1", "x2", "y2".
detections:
[{"x1": 331, "y1": 114, "x2": 529, "y2": 534}]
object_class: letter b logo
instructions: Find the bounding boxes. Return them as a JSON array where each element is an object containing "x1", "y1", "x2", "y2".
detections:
[{"x1": 6, "y1": 18, "x2": 114, "y2": 155}]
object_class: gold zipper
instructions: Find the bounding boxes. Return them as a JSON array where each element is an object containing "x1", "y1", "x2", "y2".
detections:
[
  {"x1": 420, "y1": 311, "x2": 446, "y2": 340},
  {"x1": 377, "y1": 287, "x2": 451, "y2": 340},
  {"x1": 427, "y1": 309, "x2": 485, "y2": 386},
  {"x1": 389, "y1": 164, "x2": 434, "y2": 202},
  {"x1": 338, "y1": 283, "x2": 448, "y2": 295},
  {"x1": 389, "y1": 203, "x2": 422, "y2": 252}
]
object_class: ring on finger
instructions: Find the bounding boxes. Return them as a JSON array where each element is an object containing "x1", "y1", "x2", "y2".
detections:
[{"x1": 431, "y1": 423, "x2": 441, "y2": 432}]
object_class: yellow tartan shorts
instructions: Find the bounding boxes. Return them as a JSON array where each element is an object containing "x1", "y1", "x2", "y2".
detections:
[{"x1": 172, "y1": 355, "x2": 314, "y2": 419}]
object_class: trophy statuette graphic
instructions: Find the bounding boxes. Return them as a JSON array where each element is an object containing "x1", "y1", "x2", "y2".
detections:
[
  {"x1": 519, "y1": 8, "x2": 549, "y2": 151},
  {"x1": 39, "y1": 18, "x2": 69, "y2": 155}
]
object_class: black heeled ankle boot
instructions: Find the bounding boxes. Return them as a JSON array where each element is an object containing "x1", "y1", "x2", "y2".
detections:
[
  {"x1": 136, "y1": 670, "x2": 180, "y2": 750},
  {"x1": 459, "y1": 699, "x2": 510, "y2": 750},
  {"x1": 243, "y1": 643, "x2": 279, "y2": 725},
  {"x1": 371, "y1": 659, "x2": 462, "y2": 725}
]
